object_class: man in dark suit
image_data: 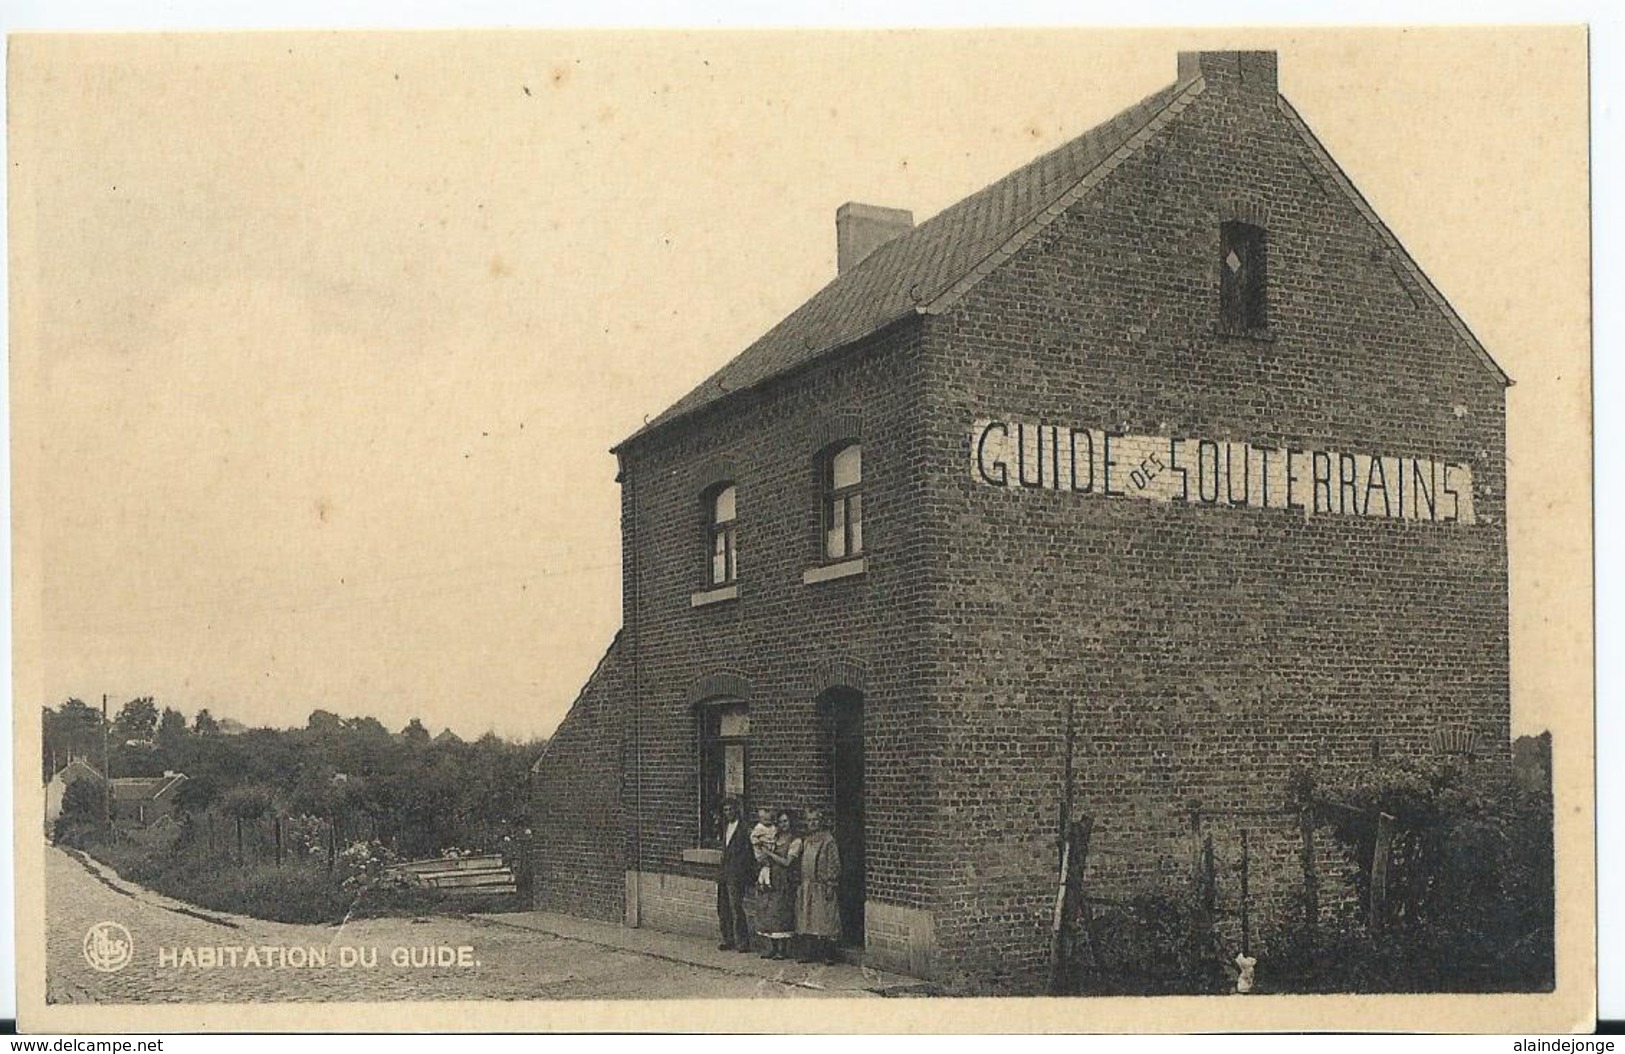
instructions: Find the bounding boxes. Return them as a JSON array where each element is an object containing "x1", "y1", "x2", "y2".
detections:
[{"x1": 717, "y1": 797, "x2": 754, "y2": 952}]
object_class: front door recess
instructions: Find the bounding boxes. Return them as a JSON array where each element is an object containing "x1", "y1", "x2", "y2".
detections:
[{"x1": 830, "y1": 691, "x2": 865, "y2": 947}]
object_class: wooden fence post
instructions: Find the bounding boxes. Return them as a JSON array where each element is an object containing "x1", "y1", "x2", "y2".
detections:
[
  {"x1": 1046, "y1": 814, "x2": 1094, "y2": 994},
  {"x1": 1370, "y1": 812, "x2": 1397, "y2": 932},
  {"x1": 1188, "y1": 804, "x2": 1205, "y2": 888},
  {"x1": 1239, "y1": 828, "x2": 1251, "y2": 957},
  {"x1": 1069, "y1": 816, "x2": 1095, "y2": 971},
  {"x1": 1201, "y1": 835, "x2": 1217, "y2": 916},
  {"x1": 1299, "y1": 806, "x2": 1319, "y2": 949}
]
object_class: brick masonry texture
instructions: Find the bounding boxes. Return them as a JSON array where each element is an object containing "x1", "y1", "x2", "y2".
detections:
[
  {"x1": 531, "y1": 50, "x2": 1510, "y2": 994},
  {"x1": 530, "y1": 636, "x2": 628, "y2": 923}
]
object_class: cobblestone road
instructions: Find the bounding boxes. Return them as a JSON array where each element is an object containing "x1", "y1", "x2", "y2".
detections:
[{"x1": 45, "y1": 845, "x2": 866, "y2": 1003}]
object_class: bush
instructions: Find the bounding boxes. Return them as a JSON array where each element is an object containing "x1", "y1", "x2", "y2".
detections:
[
  {"x1": 336, "y1": 839, "x2": 401, "y2": 892},
  {"x1": 53, "y1": 779, "x2": 106, "y2": 846},
  {"x1": 282, "y1": 813, "x2": 330, "y2": 860},
  {"x1": 1278, "y1": 756, "x2": 1554, "y2": 992},
  {"x1": 1073, "y1": 886, "x2": 1229, "y2": 995}
]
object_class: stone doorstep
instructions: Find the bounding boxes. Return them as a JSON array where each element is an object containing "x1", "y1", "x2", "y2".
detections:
[{"x1": 472, "y1": 910, "x2": 928, "y2": 997}]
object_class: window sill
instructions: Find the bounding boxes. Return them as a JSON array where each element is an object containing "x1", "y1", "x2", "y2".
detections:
[
  {"x1": 690, "y1": 584, "x2": 739, "y2": 608},
  {"x1": 682, "y1": 848, "x2": 723, "y2": 866},
  {"x1": 802, "y1": 557, "x2": 866, "y2": 585}
]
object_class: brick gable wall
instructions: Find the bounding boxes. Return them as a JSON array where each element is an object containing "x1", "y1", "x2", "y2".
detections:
[{"x1": 913, "y1": 57, "x2": 1509, "y2": 989}]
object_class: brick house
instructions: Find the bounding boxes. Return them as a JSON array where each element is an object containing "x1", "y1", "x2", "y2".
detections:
[
  {"x1": 44, "y1": 762, "x2": 189, "y2": 832},
  {"x1": 110, "y1": 772, "x2": 189, "y2": 831},
  {"x1": 44, "y1": 758, "x2": 105, "y2": 829},
  {"x1": 530, "y1": 50, "x2": 1510, "y2": 992}
]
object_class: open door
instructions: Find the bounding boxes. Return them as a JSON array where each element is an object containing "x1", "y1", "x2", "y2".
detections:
[{"x1": 829, "y1": 690, "x2": 865, "y2": 947}]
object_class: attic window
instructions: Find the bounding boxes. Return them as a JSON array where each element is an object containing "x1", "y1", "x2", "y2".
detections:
[{"x1": 1219, "y1": 221, "x2": 1268, "y2": 334}]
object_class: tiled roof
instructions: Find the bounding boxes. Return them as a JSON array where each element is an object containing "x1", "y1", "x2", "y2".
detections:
[
  {"x1": 619, "y1": 82, "x2": 1184, "y2": 448},
  {"x1": 56, "y1": 759, "x2": 103, "y2": 782},
  {"x1": 111, "y1": 774, "x2": 186, "y2": 800}
]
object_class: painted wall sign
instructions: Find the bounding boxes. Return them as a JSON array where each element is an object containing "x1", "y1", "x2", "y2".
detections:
[{"x1": 970, "y1": 419, "x2": 1475, "y2": 524}]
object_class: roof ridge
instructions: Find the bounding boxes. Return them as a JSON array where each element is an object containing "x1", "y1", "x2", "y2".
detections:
[
  {"x1": 922, "y1": 77, "x2": 1203, "y2": 317},
  {"x1": 839, "y1": 81, "x2": 1186, "y2": 299},
  {"x1": 934, "y1": 83, "x2": 1183, "y2": 225}
]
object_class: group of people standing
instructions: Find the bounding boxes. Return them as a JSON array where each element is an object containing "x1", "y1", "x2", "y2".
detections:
[{"x1": 716, "y1": 798, "x2": 843, "y2": 963}]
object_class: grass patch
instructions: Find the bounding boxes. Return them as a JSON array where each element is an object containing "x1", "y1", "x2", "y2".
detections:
[{"x1": 59, "y1": 825, "x2": 520, "y2": 925}]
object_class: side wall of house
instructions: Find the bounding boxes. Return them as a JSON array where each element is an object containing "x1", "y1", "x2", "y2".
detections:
[
  {"x1": 915, "y1": 53, "x2": 1510, "y2": 991},
  {"x1": 530, "y1": 637, "x2": 628, "y2": 923}
]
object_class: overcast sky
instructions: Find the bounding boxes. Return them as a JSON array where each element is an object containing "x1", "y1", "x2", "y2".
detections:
[{"x1": 11, "y1": 27, "x2": 1588, "y2": 740}]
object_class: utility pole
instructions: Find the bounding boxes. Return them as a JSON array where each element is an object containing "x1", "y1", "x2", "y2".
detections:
[{"x1": 101, "y1": 694, "x2": 112, "y2": 827}]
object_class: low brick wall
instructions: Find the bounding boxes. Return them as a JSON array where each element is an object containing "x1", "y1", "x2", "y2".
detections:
[
  {"x1": 864, "y1": 901, "x2": 936, "y2": 978},
  {"x1": 627, "y1": 870, "x2": 717, "y2": 939}
]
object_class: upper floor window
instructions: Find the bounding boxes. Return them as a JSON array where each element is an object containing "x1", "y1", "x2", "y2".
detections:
[
  {"x1": 705, "y1": 484, "x2": 738, "y2": 586},
  {"x1": 1220, "y1": 220, "x2": 1268, "y2": 333},
  {"x1": 822, "y1": 442, "x2": 863, "y2": 561}
]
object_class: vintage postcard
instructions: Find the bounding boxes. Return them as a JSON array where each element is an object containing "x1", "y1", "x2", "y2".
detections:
[{"x1": 9, "y1": 26, "x2": 1594, "y2": 1032}]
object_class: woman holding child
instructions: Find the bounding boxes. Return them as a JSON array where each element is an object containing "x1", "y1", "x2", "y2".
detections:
[{"x1": 754, "y1": 807, "x2": 802, "y2": 960}]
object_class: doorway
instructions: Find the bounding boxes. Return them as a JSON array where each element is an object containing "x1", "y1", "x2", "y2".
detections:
[{"x1": 828, "y1": 690, "x2": 865, "y2": 947}]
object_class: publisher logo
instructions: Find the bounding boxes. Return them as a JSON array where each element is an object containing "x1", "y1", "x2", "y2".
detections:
[{"x1": 83, "y1": 921, "x2": 133, "y2": 973}]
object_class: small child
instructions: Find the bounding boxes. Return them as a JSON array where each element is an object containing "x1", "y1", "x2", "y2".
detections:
[{"x1": 750, "y1": 808, "x2": 777, "y2": 887}]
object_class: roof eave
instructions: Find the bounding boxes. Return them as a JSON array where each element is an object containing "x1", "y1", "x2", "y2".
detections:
[{"x1": 610, "y1": 308, "x2": 925, "y2": 460}]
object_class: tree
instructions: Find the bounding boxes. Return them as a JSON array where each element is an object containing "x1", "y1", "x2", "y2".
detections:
[
  {"x1": 156, "y1": 707, "x2": 189, "y2": 751},
  {"x1": 53, "y1": 777, "x2": 106, "y2": 845},
  {"x1": 220, "y1": 784, "x2": 275, "y2": 821},
  {"x1": 172, "y1": 775, "x2": 220, "y2": 817},
  {"x1": 112, "y1": 697, "x2": 159, "y2": 744},
  {"x1": 219, "y1": 784, "x2": 276, "y2": 866},
  {"x1": 288, "y1": 763, "x2": 347, "y2": 818},
  {"x1": 1513, "y1": 731, "x2": 1552, "y2": 793},
  {"x1": 343, "y1": 715, "x2": 390, "y2": 739},
  {"x1": 109, "y1": 738, "x2": 166, "y2": 778},
  {"x1": 54, "y1": 698, "x2": 106, "y2": 762},
  {"x1": 401, "y1": 718, "x2": 430, "y2": 744},
  {"x1": 306, "y1": 709, "x2": 344, "y2": 736},
  {"x1": 193, "y1": 709, "x2": 220, "y2": 736}
]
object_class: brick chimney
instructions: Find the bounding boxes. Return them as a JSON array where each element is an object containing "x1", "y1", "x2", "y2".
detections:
[
  {"x1": 836, "y1": 202, "x2": 914, "y2": 275},
  {"x1": 1177, "y1": 50, "x2": 1278, "y2": 96}
]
